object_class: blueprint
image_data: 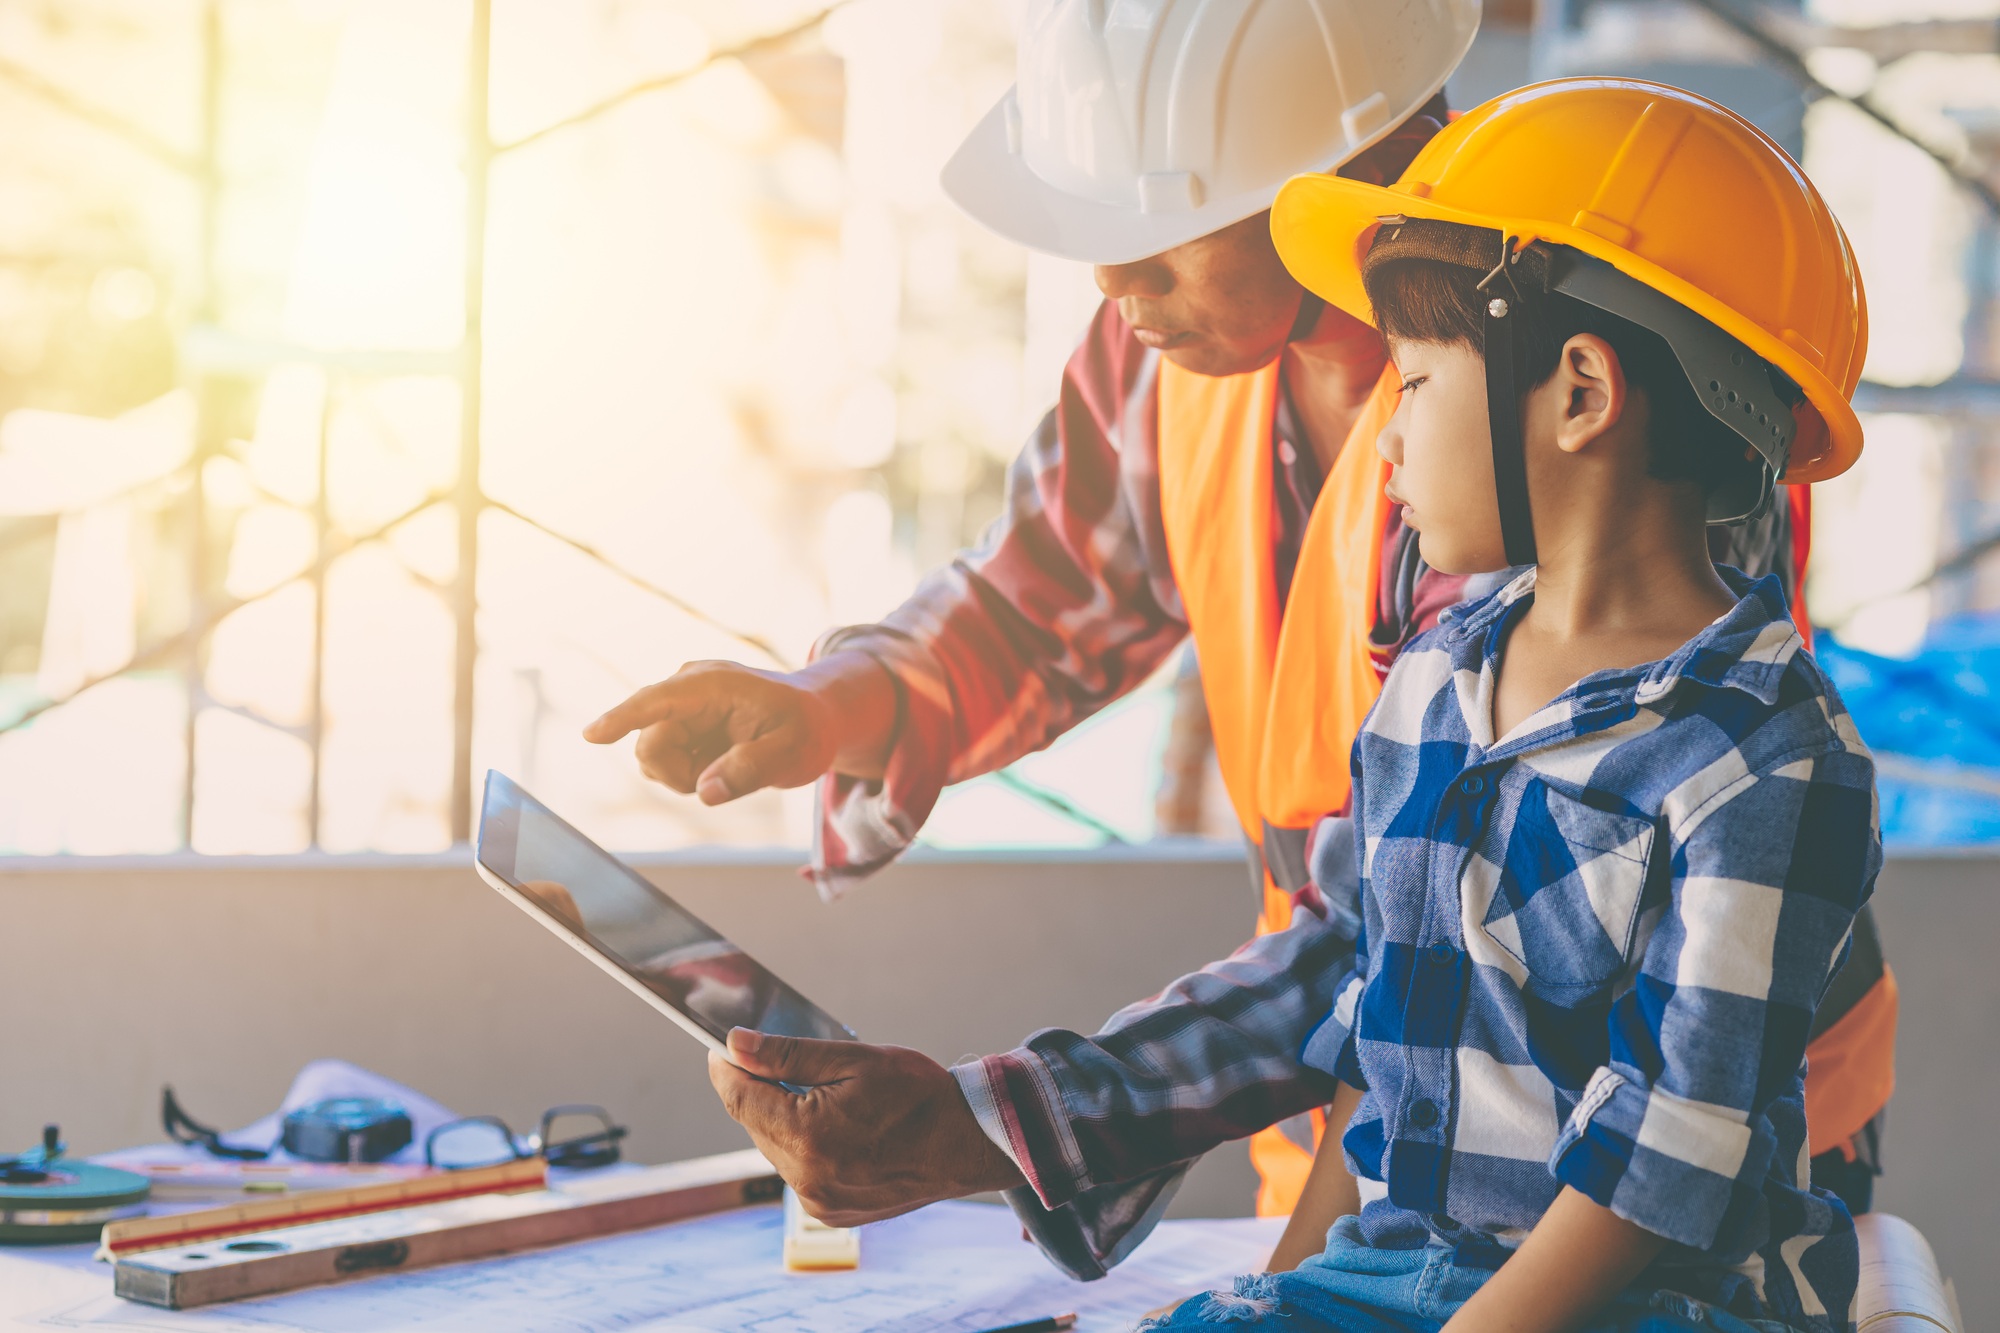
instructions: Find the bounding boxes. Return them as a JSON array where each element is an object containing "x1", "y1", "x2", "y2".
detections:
[{"x1": 10, "y1": 1201, "x2": 1286, "y2": 1333}]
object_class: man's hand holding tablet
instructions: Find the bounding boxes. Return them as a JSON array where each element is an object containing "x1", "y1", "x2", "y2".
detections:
[{"x1": 706, "y1": 1029, "x2": 1023, "y2": 1227}]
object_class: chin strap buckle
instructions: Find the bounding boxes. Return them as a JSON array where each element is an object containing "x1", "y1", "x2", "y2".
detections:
[{"x1": 1476, "y1": 237, "x2": 1525, "y2": 303}]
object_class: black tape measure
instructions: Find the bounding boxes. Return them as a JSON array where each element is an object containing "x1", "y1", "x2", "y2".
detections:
[{"x1": 281, "y1": 1099, "x2": 413, "y2": 1164}]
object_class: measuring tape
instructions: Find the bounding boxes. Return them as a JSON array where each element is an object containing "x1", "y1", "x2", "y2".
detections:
[{"x1": 1, "y1": 1126, "x2": 150, "y2": 1245}]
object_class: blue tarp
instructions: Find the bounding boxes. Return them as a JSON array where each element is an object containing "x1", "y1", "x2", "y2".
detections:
[{"x1": 1815, "y1": 616, "x2": 2000, "y2": 847}]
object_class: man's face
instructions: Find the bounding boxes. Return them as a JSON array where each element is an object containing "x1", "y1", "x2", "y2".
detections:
[
  {"x1": 1377, "y1": 338, "x2": 1510, "y2": 575},
  {"x1": 1093, "y1": 210, "x2": 1306, "y2": 378}
]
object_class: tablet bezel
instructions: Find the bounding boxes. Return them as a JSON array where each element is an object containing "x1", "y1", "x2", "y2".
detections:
[{"x1": 473, "y1": 770, "x2": 854, "y2": 1055}]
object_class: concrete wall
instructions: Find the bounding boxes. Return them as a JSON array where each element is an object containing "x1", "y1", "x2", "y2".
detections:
[
  {"x1": 0, "y1": 844, "x2": 1261, "y2": 1218},
  {"x1": 1, "y1": 848, "x2": 1993, "y2": 1313}
]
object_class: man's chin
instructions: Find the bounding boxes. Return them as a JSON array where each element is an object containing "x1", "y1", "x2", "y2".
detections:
[{"x1": 1161, "y1": 340, "x2": 1279, "y2": 379}]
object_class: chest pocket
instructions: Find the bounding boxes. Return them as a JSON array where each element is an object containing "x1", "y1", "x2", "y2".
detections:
[{"x1": 1481, "y1": 781, "x2": 1658, "y2": 999}]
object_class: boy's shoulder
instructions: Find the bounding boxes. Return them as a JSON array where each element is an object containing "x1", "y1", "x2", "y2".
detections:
[
  {"x1": 1692, "y1": 631, "x2": 1873, "y2": 781},
  {"x1": 1602, "y1": 596, "x2": 1876, "y2": 834},
  {"x1": 1649, "y1": 576, "x2": 1869, "y2": 773}
]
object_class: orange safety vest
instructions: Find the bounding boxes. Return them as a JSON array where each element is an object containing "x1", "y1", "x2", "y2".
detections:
[
  {"x1": 1158, "y1": 356, "x2": 1398, "y2": 1214},
  {"x1": 1156, "y1": 358, "x2": 1894, "y2": 1216}
]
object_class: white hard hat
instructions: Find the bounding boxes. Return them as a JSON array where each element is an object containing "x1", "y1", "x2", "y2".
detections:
[{"x1": 943, "y1": 0, "x2": 1481, "y2": 266}]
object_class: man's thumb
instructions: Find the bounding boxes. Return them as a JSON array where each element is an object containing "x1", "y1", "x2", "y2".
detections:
[{"x1": 725, "y1": 1029, "x2": 853, "y2": 1088}]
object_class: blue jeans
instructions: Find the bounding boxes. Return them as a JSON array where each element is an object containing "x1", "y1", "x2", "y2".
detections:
[{"x1": 1140, "y1": 1218, "x2": 1798, "y2": 1333}]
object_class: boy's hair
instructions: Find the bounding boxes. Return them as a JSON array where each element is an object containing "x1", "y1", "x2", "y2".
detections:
[{"x1": 1364, "y1": 255, "x2": 1763, "y2": 495}]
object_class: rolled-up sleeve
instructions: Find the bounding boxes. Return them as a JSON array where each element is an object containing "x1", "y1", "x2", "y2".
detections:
[
  {"x1": 1550, "y1": 742, "x2": 1881, "y2": 1249},
  {"x1": 947, "y1": 901, "x2": 1356, "y2": 1277}
]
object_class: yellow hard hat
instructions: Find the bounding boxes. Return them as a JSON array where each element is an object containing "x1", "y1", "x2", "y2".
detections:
[{"x1": 1271, "y1": 77, "x2": 1867, "y2": 488}]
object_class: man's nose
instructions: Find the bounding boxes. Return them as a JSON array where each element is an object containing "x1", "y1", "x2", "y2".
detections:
[{"x1": 1094, "y1": 256, "x2": 1173, "y2": 301}]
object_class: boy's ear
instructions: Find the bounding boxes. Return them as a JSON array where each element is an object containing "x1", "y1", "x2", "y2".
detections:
[{"x1": 1551, "y1": 333, "x2": 1627, "y2": 457}]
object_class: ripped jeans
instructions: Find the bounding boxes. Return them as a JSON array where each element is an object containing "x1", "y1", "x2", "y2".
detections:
[{"x1": 1138, "y1": 1217, "x2": 1801, "y2": 1333}]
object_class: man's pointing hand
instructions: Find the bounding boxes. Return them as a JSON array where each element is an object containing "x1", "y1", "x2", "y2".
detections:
[{"x1": 583, "y1": 652, "x2": 899, "y2": 805}]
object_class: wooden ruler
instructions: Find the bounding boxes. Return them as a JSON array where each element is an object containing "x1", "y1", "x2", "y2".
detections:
[
  {"x1": 113, "y1": 1149, "x2": 783, "y2": 1310},
  {"x1": 100, "y1": 1157, "x2": 548, "y2": 1259}
]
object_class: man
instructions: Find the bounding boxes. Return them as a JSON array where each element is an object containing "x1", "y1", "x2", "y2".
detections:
[{"x1": 589, "y1": 0, "x2": 1888, "y2": 1278}]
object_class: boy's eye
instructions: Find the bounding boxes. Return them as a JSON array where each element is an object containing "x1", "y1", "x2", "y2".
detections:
[{"x1": 1398, "y1": 376, "x2": 1426, "y2": 396}]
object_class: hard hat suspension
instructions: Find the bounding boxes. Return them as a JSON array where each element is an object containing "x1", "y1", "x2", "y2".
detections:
[{"x1": 1542, "y1": 248, "x2": 1796, "y2": 525}]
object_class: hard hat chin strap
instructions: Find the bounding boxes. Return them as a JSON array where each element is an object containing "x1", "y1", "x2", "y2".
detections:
[
  {"x1": 1287, "y1": 292, "x2": 1325, "y2": 344},
  {"x1": 1478, "y1": 240, "x2": 1537, "y2": 568}
]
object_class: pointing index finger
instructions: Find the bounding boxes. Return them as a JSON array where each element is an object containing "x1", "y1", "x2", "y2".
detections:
[{"x1": 583, "y1": 681, "x2": 686, "y2": 744}]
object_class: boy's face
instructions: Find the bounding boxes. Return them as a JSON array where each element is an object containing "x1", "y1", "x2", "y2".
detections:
[{"x1": 1377, "y1": 338, "x2": 1511, "y2": 575}]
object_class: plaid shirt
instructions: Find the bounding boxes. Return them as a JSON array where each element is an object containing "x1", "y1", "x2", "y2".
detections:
[
  {"x1": 954, "y1": 571, "x2": 1869, "y2": 1322},
  {"x1": 1316, "y1": 568, "x2": 1875, "y2": 1329}
]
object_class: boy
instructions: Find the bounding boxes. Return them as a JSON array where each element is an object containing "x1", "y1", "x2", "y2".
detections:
[{"x1": 1147, "y1": 80, "x2": 1878, "y2": 1333}]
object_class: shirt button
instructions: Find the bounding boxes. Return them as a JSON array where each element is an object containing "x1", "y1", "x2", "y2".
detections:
[
  {"x1": 1458, "y1": 775, "x2": 1485, "y2": 797},
  {"x1": 1428, "y1": 943, "x2": 1454, "y2": 967},
  {"x1": 1408, "y1": 1099, "x2": 1440, "y2": 1130}
]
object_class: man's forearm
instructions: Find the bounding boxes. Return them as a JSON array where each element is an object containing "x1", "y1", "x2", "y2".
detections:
[{"x1": 1440, "y1": 1187, "x2": 1665, "y2": 1333}]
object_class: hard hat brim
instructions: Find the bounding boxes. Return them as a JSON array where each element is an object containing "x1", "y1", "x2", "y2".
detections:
[
  {"x1": 940, "y1": 94, "x2": 1291, "y2": 266},
  {"x1": 1270, "y1": 171, "x2": 1864, "y2": 485}
]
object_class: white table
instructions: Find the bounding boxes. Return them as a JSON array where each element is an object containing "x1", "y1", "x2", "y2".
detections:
[{"x1": 0, "y1": 1200, "x2": 1285, "y2": 1333}]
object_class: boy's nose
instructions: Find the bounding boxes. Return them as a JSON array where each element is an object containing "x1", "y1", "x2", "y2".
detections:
[{"x1": 1376, "y1": 410, "x2": 1406, "y2": 466}]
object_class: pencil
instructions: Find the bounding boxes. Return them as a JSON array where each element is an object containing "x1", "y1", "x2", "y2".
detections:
[{"x1": 973, "y1": 1316, "x2": 1078, "y2": 1333}]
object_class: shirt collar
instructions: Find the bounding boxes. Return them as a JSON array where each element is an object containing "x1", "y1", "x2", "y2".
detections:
[
  {"x1": 1634, "y1": 567, "x2": 1802, "y2": 707},
  {"x1": 1441, "y1": 566, "x2": 1537, "y2": 642},
  {"x1": 1444, "y1": 565, "x2": 1803, "y2": 709}
]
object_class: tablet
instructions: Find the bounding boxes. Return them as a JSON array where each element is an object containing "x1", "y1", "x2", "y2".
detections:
[{"x1": 474, "y1": 771, "x2": 855, "y2": 1054}]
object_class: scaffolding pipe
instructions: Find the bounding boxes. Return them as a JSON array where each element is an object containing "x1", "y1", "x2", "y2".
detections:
[
  {"x1": 0, "y1": 53, "x2": 201, "y2": 175},
  {"x1": 181, "y1": 0, "x2": 224, "y2": 848},
  {"x1": 452, "y1": 0, "x2": 494, "y2": 844},
  {"x1": 308, "y1": 379, "x2": 334, "y2": 848},
  {"x1": 491, "y1": 6, "x2": 844, "y2": 158}
]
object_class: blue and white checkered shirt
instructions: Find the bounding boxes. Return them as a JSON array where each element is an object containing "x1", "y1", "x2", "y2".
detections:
[{"x1": 1302, "y1": 567, "x2": 1879, "y2": 1331}]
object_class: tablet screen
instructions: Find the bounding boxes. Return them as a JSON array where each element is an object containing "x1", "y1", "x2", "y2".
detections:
[{"x1": 476, "y1": 771, "x2": 853, "y2": 1045}]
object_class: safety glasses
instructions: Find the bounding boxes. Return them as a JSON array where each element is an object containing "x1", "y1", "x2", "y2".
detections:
[
  {"x1": 424, "y1": 1105, "x2": 627, "y2": 1171},
  {"x1": 166, "y1": 1088, "x2": 627, "y2": 1172}
]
